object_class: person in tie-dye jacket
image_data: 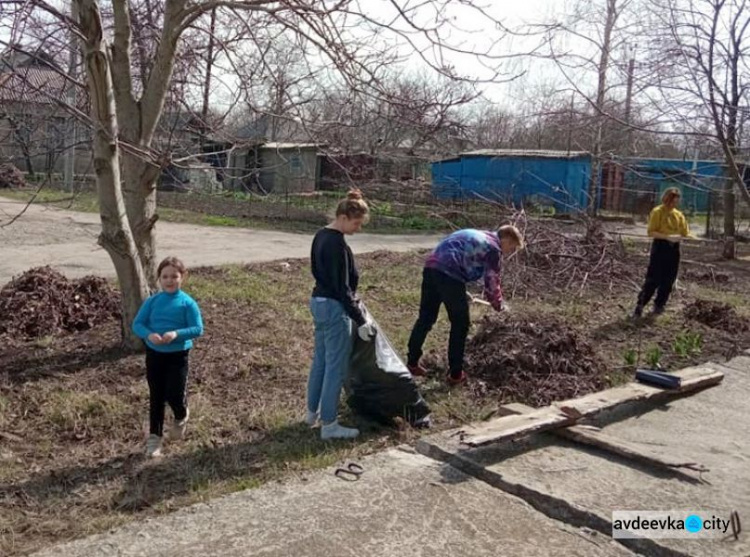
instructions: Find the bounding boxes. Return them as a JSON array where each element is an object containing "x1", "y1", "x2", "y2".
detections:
[{"x1": 406, "y1": 225, "x2": 524, "y2": 385}]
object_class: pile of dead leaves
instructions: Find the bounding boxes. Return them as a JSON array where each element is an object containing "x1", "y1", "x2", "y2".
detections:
[
  {"x1": 683, "y1": 299, "x2": 748, "y2": 332},
  {"x1": 0, "y1": 163, "x2": 25, "y2": 189},
  {"x1": 0, "y1": 266, "x2": 121, "y2": 338},
  {"x1": 464, "y1": 314, "x2": 607, "y2": 407}
]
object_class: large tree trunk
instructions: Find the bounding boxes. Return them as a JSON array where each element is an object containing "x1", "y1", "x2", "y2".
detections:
[
  {"x1": 74, "y1": 0, "x2": 150, "y2": 349},
  {"x1": 110, "y1": 0, "x2": 184, "y2": 286},
  {"x1": 121, "y1": 155, "x2": 160, "y2": 288}
]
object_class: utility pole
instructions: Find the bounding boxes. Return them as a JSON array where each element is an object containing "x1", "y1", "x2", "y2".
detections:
[{"x1": 624, "y1": 54, "x2": 635, "y2": 155}]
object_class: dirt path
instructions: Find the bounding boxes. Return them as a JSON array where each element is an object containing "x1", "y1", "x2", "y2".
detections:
[{"x1": 0, "y1": 198, "x2": 443, "y2": 285}]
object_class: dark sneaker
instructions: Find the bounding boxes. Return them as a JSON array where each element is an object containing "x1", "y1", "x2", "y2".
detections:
[
  {"x1": 652, "y1": 305, "x2": 665, "y2": 315},
  {"x1": 632, "y1": 304, "x2": 644, "y2": 319},
  {"x1": 447, "y1": 371, "x2": 468, "y2": 386},
  {"x1": 407, "y1": 362, "x2": 427, "y2": 377}
]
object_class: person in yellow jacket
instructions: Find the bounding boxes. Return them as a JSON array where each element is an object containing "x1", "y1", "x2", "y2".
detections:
[{"x1": 633, "y1": 187, "x2": 692, "y2": 318}]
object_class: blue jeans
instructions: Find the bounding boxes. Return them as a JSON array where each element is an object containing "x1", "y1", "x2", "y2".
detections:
[{"x1": 308, "y1": 298, "x2": 353, "y2": 424}]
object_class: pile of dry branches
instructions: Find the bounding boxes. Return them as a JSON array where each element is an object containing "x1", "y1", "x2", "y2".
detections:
[{"x1": 503, "y1": 213, "x2": 640, "y2": 297}]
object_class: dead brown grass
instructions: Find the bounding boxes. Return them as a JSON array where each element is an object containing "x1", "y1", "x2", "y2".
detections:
[{"x1": 3, "y1": 240, "x2": 750, "y2": 555}]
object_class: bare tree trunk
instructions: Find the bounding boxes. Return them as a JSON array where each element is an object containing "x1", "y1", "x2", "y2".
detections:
[
  {"x1": 74, "y1": 0, "x2": 150, "y2": 349},
  {"x1": 587, "y1": 0, "x2": 618, "y2": 215},
  {"x1": 111, "y1": 0, "x2": 185, "y2": 286},
  {"x1": 722, "y1": 106, "x2": 738, "y2": 259},
  {"x1": 4, "y1": 114, "x2": 36, "y2": 177},
  {"x1": 723, "y1": 177, "x2": 736, "y2": 258},
  {"x1": 200, "y1": 7, "x2": 217, "y2": 148},
  {"x1": 121, "y1": 155, "x2": 160, "y2": 287},
  {"x1": 699, "y1": 0, "x2": 742, "y2": 259}
]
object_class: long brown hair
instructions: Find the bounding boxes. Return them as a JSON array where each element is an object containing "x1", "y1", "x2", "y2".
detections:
[
  {"x1": 157, "y1": 256, "x2": 187, "y2": 277},
  {"x1": 335, "y1": 188, "x2": 369, "y2": 220}
]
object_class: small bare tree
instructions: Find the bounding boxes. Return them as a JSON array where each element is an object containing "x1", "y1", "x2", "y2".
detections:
[
  {"x1": 306, "y1": 72, "x2": 477, "y2": 156},
  {"x1": 526, "y1": 0, "x2": 637, "y2": 211},
  {"x1": 646, "y1": 0, "x2": 750, "y2": 258},
  {"x1": 1, "y1": 0, "x2": 519, "y2": 347}
]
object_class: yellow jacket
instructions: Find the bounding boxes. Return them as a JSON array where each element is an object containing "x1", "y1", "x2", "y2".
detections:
[{"x1": 647, "y1": 205, "x2": 690, "y2": 237}]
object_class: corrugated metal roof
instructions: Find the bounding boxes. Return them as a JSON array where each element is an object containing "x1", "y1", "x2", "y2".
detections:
[
  {"x1": 0, "y1": 66, "x2": 68, "y2": 103},
  {"x1": 461, "y1": 149, "x2": 590, "y2": 159},
  {"x1": 262, "y1": 142, "x2": 326, "y2": 150}
]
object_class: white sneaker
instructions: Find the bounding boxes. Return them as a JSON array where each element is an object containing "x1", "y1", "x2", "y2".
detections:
[
  {"x1": 145, "y1": 434, "x2": 163, "y2": 458},
  {"x1": 320, "y1": 421, "x2": 359, "y2": 440},
  {"x1": 305, "y1": 410, "x2": 319, "y2": 427},
  {"x1": 170, "y1": 408, "x2": 190, "y2": 440}
]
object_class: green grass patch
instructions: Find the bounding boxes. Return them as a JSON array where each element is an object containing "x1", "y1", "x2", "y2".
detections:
[
  {"x1": 644, "y1": 345, "x2": 663, "y2": 368},
  {"x1": 0, "y1": 187, "x2": 99, "y2": 212},
  {"x1": 689, "y1": 285, "x2": 748, "y2": 308},
  {"x1": 672, "y1": 330, "x2": 703, "y2": 357},
  {"x1": 189, "y1": 265, "x2": 289, "y2": 303}
]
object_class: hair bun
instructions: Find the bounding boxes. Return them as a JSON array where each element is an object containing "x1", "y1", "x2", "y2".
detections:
[{"x1": 346, "y1": 188, "x2": 363, "y2": 201}]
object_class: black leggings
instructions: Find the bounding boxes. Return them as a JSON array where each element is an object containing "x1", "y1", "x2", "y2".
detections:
[
  {"x1": 637, "y1": 239, "x2": 681, "y2": 310},
  {"x1": 146, "y1": 348, "x2": 189, "y2": 437},
  {"x1": 407, "y1": 268, "x2": 469, "y2": 377}
]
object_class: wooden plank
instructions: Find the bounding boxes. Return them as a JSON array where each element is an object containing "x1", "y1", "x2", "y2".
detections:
[
  {"x1": 460, "y1": 365, "x2": 724, "y2": 447},
  {"x1": 499, "y1": 403, "x2": 709, "y2": 475}
]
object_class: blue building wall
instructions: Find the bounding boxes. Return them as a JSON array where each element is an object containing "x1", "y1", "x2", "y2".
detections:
[
  {"x1": 619, "y1": 158, "x2": 726, "y2": 213},
  {"x1": 432, "y1": 153, "x2": 593, "y2": 212},
  {"x1": 433, "y1": 153, "x2": 730, "y2": 213}
]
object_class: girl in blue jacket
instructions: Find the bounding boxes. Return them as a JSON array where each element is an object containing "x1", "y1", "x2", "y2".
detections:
[{"x1": 132, "y1": 256, "x2": 204, "y2": 458}]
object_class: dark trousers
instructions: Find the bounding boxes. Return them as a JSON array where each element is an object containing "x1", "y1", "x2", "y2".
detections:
[
  {"x1": 637, "y1": 239, "x2": 681, "y2": 310},
  {"x1": 146, "y1": 348, "x2": 189, "y2": 437},
  {"x1": 408, "y1": 268, "x2": 469, "y2": 377}
]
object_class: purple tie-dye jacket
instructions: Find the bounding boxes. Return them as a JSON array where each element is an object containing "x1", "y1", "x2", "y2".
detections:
[{"x1": 425, "y1": 229, "x2": 503, "y2": 310}]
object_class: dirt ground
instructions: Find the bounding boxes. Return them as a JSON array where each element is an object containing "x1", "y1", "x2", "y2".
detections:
[{"x1": 3, "y1": 213, "x2": 750, "y2": 555}]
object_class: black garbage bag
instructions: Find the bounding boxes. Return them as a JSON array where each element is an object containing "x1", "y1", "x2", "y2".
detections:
[{"x1": 345, "y1": 305, "x2": 431, "y2": 427}]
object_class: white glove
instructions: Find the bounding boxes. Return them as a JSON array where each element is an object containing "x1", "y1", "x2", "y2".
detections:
[{"x1": 358, "y1": 322, "x2": 375, "y2": 341}]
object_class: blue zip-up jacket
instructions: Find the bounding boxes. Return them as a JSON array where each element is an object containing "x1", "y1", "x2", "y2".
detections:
[{"x1": 132, "y1": 290, "x2": 204, "y2": 352}]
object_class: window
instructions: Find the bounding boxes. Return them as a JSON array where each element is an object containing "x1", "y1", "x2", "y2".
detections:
[{"x1": 289, "y1": 154, "x2": 302, "y2": 174}]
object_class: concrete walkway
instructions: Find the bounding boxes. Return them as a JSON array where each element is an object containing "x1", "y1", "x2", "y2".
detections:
[
  {"x1": 31, "y1": 449, "x2": 631, "y2": 557},
  {"x1": 31, "y1": 354, "x2": 750, "y2": 557},
  {"x1": 0, "y1": 199, "x2": 443, "y2": 285},
  {"x1": 418, "y1": 356, "x2": 750, "y2": 557}
]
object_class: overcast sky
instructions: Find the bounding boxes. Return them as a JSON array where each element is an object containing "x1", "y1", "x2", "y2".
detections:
[{"x1": 0, "y1": 0, "x2": 615, "y2": 111}]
